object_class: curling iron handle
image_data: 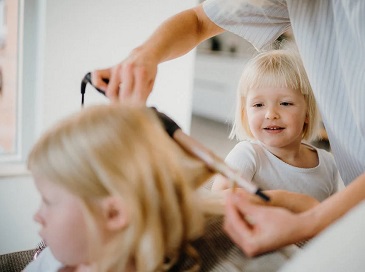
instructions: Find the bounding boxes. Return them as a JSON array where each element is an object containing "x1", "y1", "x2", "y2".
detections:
[{"x1": 173, "y1": 130, "x2": 269, "y2": 200}]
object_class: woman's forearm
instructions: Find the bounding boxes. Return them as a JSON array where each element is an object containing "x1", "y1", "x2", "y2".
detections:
[
  {"x1": 302, "y1": 172, "x2": 365, "y2": 239},
  {"x1": 136, "y1": 5, "x2": 224, "y2": 64},
  {"x1": 266, "y1": 190, "x2": 319, "y2": 213}
]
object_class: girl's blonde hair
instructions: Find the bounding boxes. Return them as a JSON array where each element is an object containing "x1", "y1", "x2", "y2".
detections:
[
  {"x1": 28, "y1": 104, "x2": 217, "y2": 272},
  {"x1": 230, "y1": 49, "x2": 321, "y2": 142}
]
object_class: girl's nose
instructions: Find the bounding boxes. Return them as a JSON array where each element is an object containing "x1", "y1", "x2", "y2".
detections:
[
  {"x1": 34, "y1": 210, "x2": 45, "y2": 225},
  {"x1": 265, "y1": 107, "x2": 279, "y2": 119}
]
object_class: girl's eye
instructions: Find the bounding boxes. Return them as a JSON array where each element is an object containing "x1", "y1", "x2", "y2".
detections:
[
  {"x1": 253, "y1": 103, "x2": 263, "y2": 108},
  {"x1": 280, "y1": 102, "x2": 293, "y2": 106}
]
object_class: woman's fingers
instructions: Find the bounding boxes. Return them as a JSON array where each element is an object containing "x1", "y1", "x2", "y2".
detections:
[
  {"x1": 106, "y1": 65, "x2": 123, "y2": 102},
  {"x1": 224, "y1": 192, "x2": 259, "y2": 256},
  {"x1": 91, "y1": 69, "x2": 111, "y2": 93},
  {"x1": 92, "y1": 62, "x2": 155, "y2": 104}
]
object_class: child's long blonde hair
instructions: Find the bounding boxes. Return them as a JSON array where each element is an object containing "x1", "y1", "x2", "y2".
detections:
[
  {"x1": 28, "y1": 104, "x2": 218, "y2": 271},
  {"x1": 230, "y1": 49, "x2": 321, "y2": 143}
]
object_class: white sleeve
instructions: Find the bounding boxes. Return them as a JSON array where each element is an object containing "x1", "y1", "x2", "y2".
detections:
[
  {"x1": 203, "y1": 0, "x2": 291, "y2": 50},
  {"x1": 334, "y1": 168, "x2": 345, "y2": 192},
  {"x1": 23, "y1": 247, "x2": 62, "y2": 272},
  {"x1": 224, "y1": 141, "x2": 258, "y2": 183},
  {"x1": 320, "y1": 149, "x2": 345, "y2": 194},
  {"x1": 327, "y1": 152, "x2": 345, "y2": 193}
]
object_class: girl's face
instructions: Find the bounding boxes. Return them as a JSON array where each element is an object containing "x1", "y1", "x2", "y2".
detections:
[
  {"x1": 245, "y1": 86, "x2": 308, "y2": 150},
  {"x1": 33, "y1": 175, "x2": 91, "y2": 266}
]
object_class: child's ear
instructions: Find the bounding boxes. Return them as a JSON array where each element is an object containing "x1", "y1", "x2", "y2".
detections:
[{"x1": 101, "y1": 197, "x2": 129, "y2": 231}]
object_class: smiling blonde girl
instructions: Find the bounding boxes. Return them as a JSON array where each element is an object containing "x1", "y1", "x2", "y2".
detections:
[{"x1": 212, "y1": 50, "x2": 343, "y2": 208}]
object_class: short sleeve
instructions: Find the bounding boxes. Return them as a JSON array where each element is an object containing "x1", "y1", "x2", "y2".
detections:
[
  {"x1": 330, "y1": 156, "x2": 345, "y2": 193},
  {"x1": 224, "y1": 141, "x2": 258, "y2": 183},
  {"x1": 203, "y1": 0, "x2": 291, "y2": 50},
  {"x1": 318, "y1": 148, "x2": 344, "y2": 195}
]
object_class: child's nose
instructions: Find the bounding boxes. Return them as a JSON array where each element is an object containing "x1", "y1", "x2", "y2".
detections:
[
  {"x1": 265, "y1": 107, "x2": 279, "y2": 119},
  {"x1": 33, "y1": 210, "x2": 45, "y2": 225}
]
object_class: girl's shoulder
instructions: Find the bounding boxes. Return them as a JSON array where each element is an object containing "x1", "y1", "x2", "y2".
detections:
[
  {"x1": 302, "y1": 142, "x2": 340, "y2": 174},
  {"x1": 227, "y1": 140, "x2": 261, "y2": 160},
  {"x1": 225, "y1": 140, "x2": 261, "y2": 170},
  {"x1": 302, "y1": 142, "x2": 335, "y2": 162},
  {"x1": 230, "y1": 140, "x2": 261, "y2": 152},
  {"x1": 23, "y1": 247, "x2": 62, "y2": 272}
]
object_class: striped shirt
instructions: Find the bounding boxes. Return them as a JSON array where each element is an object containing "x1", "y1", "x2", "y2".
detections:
[{"x1": 203, "y1": 0, "x2": 365, "y2": 185}]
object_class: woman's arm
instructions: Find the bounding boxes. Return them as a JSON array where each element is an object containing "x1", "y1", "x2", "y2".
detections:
[
  {"x1": 224, "y1": 172, "x2": 365, "y2": 257},
  {"x1": 265, "y1": 190, "x2": 319, "y2": 213},
  {"x1": 92, "y1": 4, "x2": 224, "y2": 103},
  {"x1": 303, "y1": 172, "x2": 365, "y2": 236}
]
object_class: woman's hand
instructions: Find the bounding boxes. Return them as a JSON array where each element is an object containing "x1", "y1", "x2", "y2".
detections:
[
  {"x1": 91, "y1": 47, "x2": 158, "y2": 104},
  {"x1": 223, "y1": 190, "x2": 311, "y2": 257}
]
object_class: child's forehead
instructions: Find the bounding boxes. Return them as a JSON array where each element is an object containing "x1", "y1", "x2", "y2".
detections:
[
  {"x1": 33, "y1": 174, "x2": 68, "y2": 196},
  {"x1": 243, "y1": 66, "x2": 302, "y2": 91},
  {"x1": 245, "y1": 87, "x2": 307, "y2": 104},
  {"x1": 250, "y1": 76, "x2": 296, "y2": 89},
  {"x1": 247, "y1": 86, "x2": 302, "y2": 96}
]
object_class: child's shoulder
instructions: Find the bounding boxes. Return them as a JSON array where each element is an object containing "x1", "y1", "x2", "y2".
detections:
[
  {"x1": 23, "y1": 247, "x2": 62, "y2": 272},
  {"x1": 230, "y1": 140, "x2": 260, "y2": 153},
  {"x1": 302, "y1": 142, "x2": 334, "y2": 159},
  {"x1": 232, "y1": 139, "x2": 260, "y2": 149},
  {"x1": 227, "y1": 140, "x2": 261, "y2": 161},
  {"x1": 301, "y1": 142, "x2": 337, "y2": 168}
]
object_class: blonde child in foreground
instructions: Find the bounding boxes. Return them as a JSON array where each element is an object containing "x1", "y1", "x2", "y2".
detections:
[
  {"x1": 212, "y1": 50, "x2": 343, "y2": 210},
  {"x1": 24, "y1": 104, "x2": 213, "y2": 272},
  {"x1": 24, "y1": 104, "x2": 300, "y2": 272}
]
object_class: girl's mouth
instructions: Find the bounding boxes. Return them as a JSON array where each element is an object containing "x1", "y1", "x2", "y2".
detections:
[
  {"x1": 263, "y1": 126, "x2": 285, "y2": 133},
  {"x1": 264, "y1": 126, "x2": 284, "y2": 131}
]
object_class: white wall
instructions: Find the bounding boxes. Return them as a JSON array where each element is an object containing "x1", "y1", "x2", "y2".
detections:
[
  {"x1": 0, "y1": 0, "x2": 197, "y2": 254},
  {"x1": 41, "y1": 0, "x2": 196, "y2": 131}
]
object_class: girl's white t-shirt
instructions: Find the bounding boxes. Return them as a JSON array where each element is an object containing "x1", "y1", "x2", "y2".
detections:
[
  {"x1": 23, "y1": 247, "x2": 62, "y2": 272},
  {"x1": 225, "y1": 141, "x2": 342, "y2": 201}
]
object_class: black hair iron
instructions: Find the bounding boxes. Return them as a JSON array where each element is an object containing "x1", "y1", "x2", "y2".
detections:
[{"x1": 80, "y1": 72, "x2": 270, "y2": 202}]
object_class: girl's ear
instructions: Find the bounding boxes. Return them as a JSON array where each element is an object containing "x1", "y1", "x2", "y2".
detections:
[{"x1": 101, "y1": 197, "x2": 129, "y2": 231}]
